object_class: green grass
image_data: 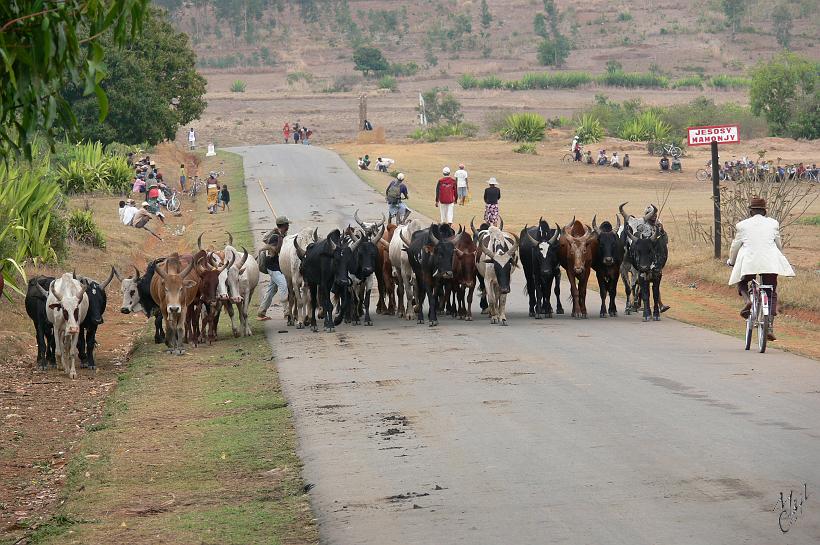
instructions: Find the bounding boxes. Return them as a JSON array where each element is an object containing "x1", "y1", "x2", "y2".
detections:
[
  {"x1": 26, "y1": 151, "x2": 316, "y2": 545},
  {"x1": 797, "y1": 214, "x2": 820, "y2": 225}
]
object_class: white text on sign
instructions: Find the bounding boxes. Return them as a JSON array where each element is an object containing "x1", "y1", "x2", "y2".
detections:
[{"x1": 687, "y1": 124, "x2": 740, "y2": 146}]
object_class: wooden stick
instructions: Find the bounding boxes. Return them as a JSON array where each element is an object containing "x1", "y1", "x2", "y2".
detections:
[{"x1": 257, "y1": 179, "x2": 278, "y2": 218}]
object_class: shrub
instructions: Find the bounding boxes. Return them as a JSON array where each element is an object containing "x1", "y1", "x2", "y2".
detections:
[
  {"x1": 321, "y1": 74, "x2": 361, "y2": 93},
  {"x1": 409, "y1": 122, "x2": 478, "y2": 142},
  {"x1": 378, "y1": 75, "x2": 398, "y2": 91},
  {"x1": 419, "y1": 88, "x2": 463, "y2": 125},
  {"x1": 671, "y1": 75, "x2": 704, "y2": 89},
  {"x1": 575, "y1": 114, "x2": 605, "y2": 144},
  {"x1": 353, "y1": 45, "x2": 389, "y2": 76},
  {"x1": 537, "y1": 35, "x2": 572, "y2": 67},
  {"x1": 230, "y1": 80, "x2": 247, "y2": 92},
  {"x1": 617, "y1": 11, "x2": 633, "y2": 21},
  {"x1": 518, "y1": 71, "x2": 592, "y2": 89},
  {"x1": 286, "y1": 71, "x2": 314, "y2": 85},
  {"x1": 598, "y1": 70, "x2": 669, "y2": 88},
  {"x1": 618, "y1": 110, "x2": 671, "y2": 142},
  {"x1": 458, "y1": 73, "x2": 479, "y2": 89},
  {"x1": 389, "y1": 62, "x2": 419, "y2": 77},
  {"x1": 500, "y1": 113, "x2": 547, "y2": 142},
  {"x1": 67, "y1": 209, "x2": 106, "y2": 248},
  {"x1": 709, "y1": 74, "x2": 751, "y2": 89},
  {"x1": 56, "y1": 142, "x2": 132, "y2": 194},
  {"x1": 514, "y1": 143, "x2": 537, "y2": 155}
]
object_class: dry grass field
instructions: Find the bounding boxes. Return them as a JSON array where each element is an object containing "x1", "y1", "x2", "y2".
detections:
[{"x1": 333, "y1": 134, "x2": 820, "y2": 358}]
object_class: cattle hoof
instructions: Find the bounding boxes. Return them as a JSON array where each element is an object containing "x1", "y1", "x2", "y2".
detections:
[
  {"x1": 610, "y1": 311, "x2": 618, "y2": 317},
  {"x1": 501, "y1": 320, "x2": 508, "y2": 326},
  {"x1": 600, "y1": 312, "x2": 607, "y2": 318},
  {"x1": 296, "y1": 322, "x2": 304, "y2": 330},
  {"x1": 653, "y1": 315, "x2": 661, "y2": 321},
  {"x1": 365, "y1": 321, "x2": 373, "y2": 326},
  {"x1": 529, "y1": 311, "x2": 535, "y2": 317},
  {"x1": 490, "y1": 317, "x2": 497, "y2": 324},
  {"x1": 286, "y1": 318, "x2": 294, "y2": 326},
  {"x1": 417, "y1": 319, "x2": 424, "y2": 325},
  {"x1": 481, "y1": 308, "x2": 489, "y2": 315},
  {"x1": 643, "y1": 316, "x2": 650, "y2": 322},
  {"x1": 556, "y1": 308, "x2": 564, "y2": 315},
  {"x1": 233, "y1": 331, "x2": 241, "y2": 338},
  {"x1": 466, "y1": 316, "x2": 472, "y2": 322},
  {"x1": 311, "y1": 326, "x2": 318, "y2": 333},
  {"x1": 535, "y1": 313, "x2": 542, "y2": 319},
  {"x1": 69, "y1": 371, "x2": 77, "y2": 379}
]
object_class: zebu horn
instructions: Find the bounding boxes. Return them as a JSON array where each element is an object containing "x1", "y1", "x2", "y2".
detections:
[
  {"x1": 507, "y1": 233, "x2": 520, "y2": 255},
  {"x1": 220, "y1": 250, "x2": 236, "y2": 273},
  {"x1": 37, "y1": 280, "x2": 49, "y2": 298},
  {"x1": 154, "y1": 261, "x2": 166, "y2": 280},
  {"x1": 294, "y1": 238, "x2": 306, "y2": 260},
  {"x1": 615, "y1": 215, "x2": 622, "y2": 234},
  {"x1": 402, "y1": 210, "x2": 411, "y2": 224},
  {"x1": 378, "y1": 212, "x2": 386, "y2": 226},
  {"x1": 479, "y1": 234, "x2": 495, "y2": 260},
  {"x1": 522, "y1": 225, "x2": 539, "y2": 246},
  {"x1": 354, "y1": 209, "x2": 366, "y2": 229},
  {"x1": 548, "y1": 226, "x2": 559, "y2": 244},
  {"x1": 428, "y1": 224, "x2": 439, "y2": 245},
  {"x1": 111, "y1": 267, "x2": 122, "y2": 282},
  {"x1": 619, "y1": 202, "x2": 630, "y2": 223},
  {"x1": 72, "y1": 269, "x2": 77, "y2": 280},
  {"x1": 133, "y1": 266, "x2": 141, "y2": 281},
  {"x1": 627, "y1": 229, "x2": 638, "y2": 242},
  {"x1": 237, "y1": 247, "x2": 249, "y2": 269},
  {"x1": 225, "y1": 231, "x2": 234, "y2": 246},
  {"x1": 470, "y1": 216, "x2": 478, "y2": 237},
  {"x1": 197, "y1": 232, "x2": 204, "y2": 251},
  {"x1": 373, "y1": 224, "x2": 385, "y2": 244},
  {"x1": 644, "y1": 204, "x2": 658, "y2": 221},
  {"x1": 100, "y1": 266, "x2": 117, "y2": 290},
  {"x1": 592, "y1": 214, "x2": 598, "y2": 233},
  {"x1": 499, "y1": 216, "x2": 504, "y2": 231},
  {"x1": 563, "y1": 216, "x2": 576, "y2": 234},
  {"x1": 350, "y1": 234, "x2": 363, "y2": 252},
  {"x1": 400, "y1": 228, "x2": 412, "y2": 248},
  {"x1": 195, "y1": 255, "x2": 209, "y2": 276},
  {"x1": 179, "y1": 256, "x2": 196, "y2": 279},
  {"x1": 312, "y1": 227, "x2": 319, "y2": 241}
]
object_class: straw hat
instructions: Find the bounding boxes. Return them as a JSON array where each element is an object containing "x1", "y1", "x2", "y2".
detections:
[{"x1": 487, "y1": 177, "x2": 499, "y2": 185}]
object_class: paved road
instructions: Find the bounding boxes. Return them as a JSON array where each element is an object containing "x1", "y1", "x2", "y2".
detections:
[{"x1": 230, "y1": 144, "x2": 820, "y2": 545}]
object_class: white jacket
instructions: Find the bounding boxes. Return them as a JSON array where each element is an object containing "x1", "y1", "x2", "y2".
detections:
[{"x1": 728, "y1": 214, "x2": 795, "y2": 285}]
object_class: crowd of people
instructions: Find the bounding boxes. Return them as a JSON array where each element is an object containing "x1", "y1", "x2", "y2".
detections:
[
  {"x1": 121, "y1": 154, "x2": 169, "y2": 238},
  {"x1": 282, "y1": 122, "x2": 313, "y2": 144},
  {"x1": 357, "y1": 155, "x2": 396, "y2": 172},
  {"x1": 711, "y1": 158, "x2": 819, "y2": 182}
]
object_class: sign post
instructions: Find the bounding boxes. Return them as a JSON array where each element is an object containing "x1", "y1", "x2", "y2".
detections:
[{"x1": 687, "y1": 124, "x2": 741, "y2": 259}]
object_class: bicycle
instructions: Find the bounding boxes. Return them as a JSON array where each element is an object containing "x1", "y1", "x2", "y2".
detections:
[
  {"x1": 561, "y1": 152, "x2": 575, "y2": 163},
  {"x1": 188, "y1": 177, "x2": 203, "y2": 199},
  {"x1": 744, "y1": 275, "x2": 773, "y2": 353},
  {"x1": 650, "y1": 142, "x2": 682, "y2": 158},
  {"x1": 163, "y1": 187, "x2": 180, "y2": 213},
  {"x1": 696, "y1": 167, "x2": 728, "y2": 182}
]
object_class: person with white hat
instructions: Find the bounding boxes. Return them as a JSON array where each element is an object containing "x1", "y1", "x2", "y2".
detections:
[
  {"x1": 454, "y1": 163, "x2": 469, "y2": 205},
  {"x1": 386, "y1": 173, "x2": 409, "y2": 221},
  {"x1": 435, "y1": 166, "x2": 457, "y2": 224},
  {"x1": 483, "y1": 177, "x2": 501, "y2": 226}
]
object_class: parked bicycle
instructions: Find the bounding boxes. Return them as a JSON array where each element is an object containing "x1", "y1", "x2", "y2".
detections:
[
  {"x1": 188, "y1": 176, "x2": 203, "y2": 199},
  {"x1": 650, "y1": 142, "x2": 683, "y2": 158},
  {"x1": 161, "y1": 186, "x2": 180, "y2": 213},
  {"x1": 743, "y1": 274, "x2": 773, "y2": 353}
]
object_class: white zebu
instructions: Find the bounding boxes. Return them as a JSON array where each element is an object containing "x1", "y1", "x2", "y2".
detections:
[
  {"x1": 279, "y1": 227, "x2": 318, "y2": 329},
  {"x1": 476, "y1": 226, "x2": 519, "y2": 326},
  {"x1": 217, "y1": 245, "x2": 260, "y2": 336},
  {"x1": 45, "y1": 273, "x2": 89, "y2": 379},
  {"x1": 388, "y1": 218, "x2": 425, "y2": 320}
]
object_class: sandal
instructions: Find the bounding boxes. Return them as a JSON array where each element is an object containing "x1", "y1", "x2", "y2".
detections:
[{"x1": 257, "y1": 315, "x2": 271, "y2": 321}]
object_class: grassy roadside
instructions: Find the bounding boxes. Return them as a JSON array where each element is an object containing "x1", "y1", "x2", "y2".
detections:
[{"x1": 18, "y1": 151, "x2": 317, "y2": 545}]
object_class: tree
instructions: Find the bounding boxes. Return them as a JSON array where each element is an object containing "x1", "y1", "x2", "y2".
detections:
[
  {"x1": 480, "y1": 0, "x2": 492, "y2": 30},
  {"x1": 353, "y1": 46, "x2": 389, "y2": 76},
  {"x1": 533, "y1": 13, "x2": 549, "y2": 39},
  {"x1": 750, "y1": 52, "x2": 820, "y2": 139},
  {"x1": 0, "y1": 0, "x2": 149, "y2": 160},
  {"x1": 721, "y1": 0, "x2": 745, "y2": 35},
  {"x1": 419, "y1": 88, "x2": 463, "y2": 125},
  {"x1": 772, "y1": 3, "x2": 791, "y2": 49},
  {"x1": 62, "y1": 8, "x2": 207, "y2": 145},
  {"x1": 537, "y1": 36, "x2": 571, "y2": 67}
]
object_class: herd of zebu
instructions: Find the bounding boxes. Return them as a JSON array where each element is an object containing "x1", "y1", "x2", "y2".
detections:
[{"x1": 24, "y1": 202, "x2": 667, "y2": 379}]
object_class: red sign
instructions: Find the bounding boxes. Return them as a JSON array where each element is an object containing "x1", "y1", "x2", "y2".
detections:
[{"x1": 687, "y1": 124, "x2": 740, "y2": 146}]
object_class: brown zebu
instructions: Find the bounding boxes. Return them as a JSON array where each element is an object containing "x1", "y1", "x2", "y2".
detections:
[
  {"x1": 558, "y1": 218, "x2": 598, "y2": 319},
  {"x1": 444, "y1": 229, "x2": 479, "y2": 320},
  {"x1": 196, "y1": 251, "x2": 235, "y2": 343},
  {"x1": 151, "y1": 253, "x2": 200, "y2": 354}
]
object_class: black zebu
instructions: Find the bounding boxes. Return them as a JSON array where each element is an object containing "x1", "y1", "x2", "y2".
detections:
[
  {"x1": 627, "y1": 229, "x2": 668, "y2": 321},
  {"x1": 346, "y1": 226, "x2": 383, "y2": 326},
  {"x1": 520, "y1": 220, "x2": 562, "y2": 319},
  {"x1": 25, "y1": 276, "x2": 56, "y2": 370},
  {"x1": 120, "y1": 259, "x2": 166, "y2": 343},
  {"x1": 76, "y1": 267, "x2": 118, "y2": 370},
  {"x1": 591, "y1": 216, "x2": 624, "y2": 318},
  {"x1": 402, "y1": 224, "x2": 458, "y2": 327},
  {"x1": 298, "y1": 229, "x2": 359, "y2": 332}
]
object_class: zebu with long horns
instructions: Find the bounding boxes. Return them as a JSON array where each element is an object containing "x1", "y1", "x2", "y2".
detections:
[
  {"x1": 618, "y1": 202, "x2": 663, "y2": 315},
  {"x1": 591, "y1": 215, "x2": 625, "y2": 318},
  {"x1": 626, "y1": 221, "x2": 668, "y2": 321},
  {"x1": 346, "y1": 224, "x2": 384, "y2": 326},
  {"x1": 45, "y1": 273, "x2": 90, "y2": 378},
  {"x1": 558, "y1": 218, "x2": 599, "y2": 319},
  {"x1": 193, "y1": 238, "x2": 236, "y2": 343},
  {"x1": 389, "y1": 217, "x2": 425, "y2": 320},
  {"x1": 520, "y1": 219, "x2": 563, "y2": 319},
  {"x1": 476, "y1": 226, "x2": 520, "y2": 325},
  {"x1": 444, "y1": 226, "x2": 479, "y2": 321},
  {"x1": 281, "y1": 227, "x2": 318, "y2": 328},
  {"x1": 216, "y1": 234, "x2": 259, "y2": 337},
  {"x1": 402, "y1": 223, "x2": 460, "y2": 326},
  {"x1": 151, "y1": 253, "x2": 200, "y2": 354},
  {"x1": 302, "y1": 229, "x2": 360, "y2": 332}
]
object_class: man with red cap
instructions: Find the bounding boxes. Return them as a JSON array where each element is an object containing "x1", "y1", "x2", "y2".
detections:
[{"x1": 727, "y1": 196, "x2": 795, "y2": 341}]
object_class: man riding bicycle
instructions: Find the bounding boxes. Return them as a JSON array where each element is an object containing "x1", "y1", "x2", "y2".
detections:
[{"x1": 727, "y1": 196, "x2": 795, "y2": 341}]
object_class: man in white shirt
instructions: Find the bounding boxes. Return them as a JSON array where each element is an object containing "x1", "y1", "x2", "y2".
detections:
[
  {"x1": 611, "y1": 152, "x2": 622, "y2": 169},
  {"x1": 188, "y1": 127, "x2": 196, "y2": 150},
  {"x1": 454, "y1": 163, "x2": 469, "y2": 205},
  {"x1": 121, "y1": 199, "x2": 138, "y2": 226}
]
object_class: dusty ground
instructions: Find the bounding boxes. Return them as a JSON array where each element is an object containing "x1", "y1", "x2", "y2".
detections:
[{"x1": 333, "y1": 134, "x2": 820, "y2": 358}]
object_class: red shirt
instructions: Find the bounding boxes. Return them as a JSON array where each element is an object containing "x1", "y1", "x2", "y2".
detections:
[
  {"x1": 436, "y1": 176, "x2": 457, "y2": 204},
  {"x1": 147, "y1": 187, "x2": 160, "y2": 199}
]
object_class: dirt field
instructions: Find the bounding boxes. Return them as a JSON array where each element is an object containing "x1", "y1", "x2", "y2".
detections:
[
  {"x1": 0, "y1": 148, "x2": 316, "y2": 544},
  {"x1": 333, "y1": 134, "x2": 820, "y2": 359}
]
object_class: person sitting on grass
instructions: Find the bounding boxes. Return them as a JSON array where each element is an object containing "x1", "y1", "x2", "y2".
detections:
[
  {"x1": 611, "y1": 152, "x2": 622, "y2": 170},
  {"x1": 671, "y1": 156, "x2": 682, "y2": 172},
  {"x1": 130, "y1": 202, "x2": 164, "y2": 240},
  {"x1": 357, "y1": 157, "x2": 369, "y2": 170},
  {"x1": 659, "y1": 154, "x2": 670, "y2": 171},
  {"x1": 623, "y1": 153, "x2": 631, "y2": 168},
  {"x1": 585, "y1": 150, "x2": 594, "y2": 165}
]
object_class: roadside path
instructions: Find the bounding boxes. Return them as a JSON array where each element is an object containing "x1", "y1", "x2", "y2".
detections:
[{"x1": 231, "y1": 144, "x2": 820, "y2": 545}]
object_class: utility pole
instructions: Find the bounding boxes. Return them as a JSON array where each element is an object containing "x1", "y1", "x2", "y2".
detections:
[
  {"x1": 358, "y1": 94, "x2": 367, "y2": 134},
  {"x1": 711, "y1": 140, "x2": 722, "y2": 258}
]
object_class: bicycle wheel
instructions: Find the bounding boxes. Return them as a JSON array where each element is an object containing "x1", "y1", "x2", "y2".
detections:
[
  {"x1": 696, "y1": 169, "x2": 709, "y2": 182},
  {"x1": 758, "y1": 313, "x2": 768, "y2": 353},
  {"x1": 744, "y1": 294, "x2": 755, "y2": 351},
  {"x1": 167, "y1": 195, "x2": 180, "y2": 213},
  {"x1": 561, "y1": 153, "x2": 573, "y2": 163},
  {"x1": 670, "y1": 146, "x2": 682, "y2": 158}
]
